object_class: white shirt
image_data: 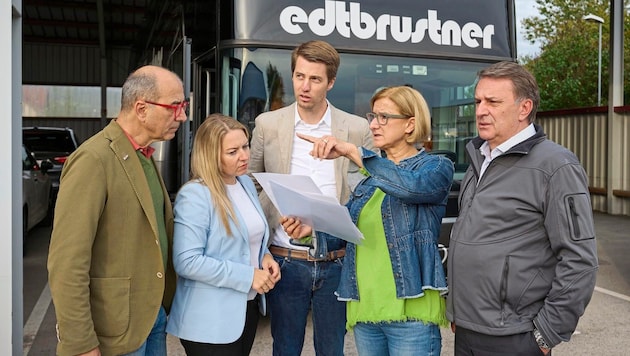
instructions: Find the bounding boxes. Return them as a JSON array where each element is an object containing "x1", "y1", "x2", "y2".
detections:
[
  {"x1": 227, "y1": 181, "x2": 266, "y2": 300},
  {"x1": 478, "y1": 123, "x2": 536, "y2": 183},
  {"x1": 269, "y1": 103, "x2": 336, "y2": 249}
]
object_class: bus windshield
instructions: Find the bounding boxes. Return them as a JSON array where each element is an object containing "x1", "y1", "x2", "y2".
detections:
[{"x1": 226, "y1": 47, "x2": 485, "y2": 179}]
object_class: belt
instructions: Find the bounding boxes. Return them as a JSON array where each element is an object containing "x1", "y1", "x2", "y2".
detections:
[{"x1": 269, "y1": 245, "x2": 345, "y2": 262}]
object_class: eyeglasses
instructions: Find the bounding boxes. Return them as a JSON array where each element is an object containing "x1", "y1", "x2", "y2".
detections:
[
  {"x1": 365, "y1": 112, "x2": 410, "y2": 125},
  {"x1": 145, "y1": 100, "x2": 189, "y2": 119}
]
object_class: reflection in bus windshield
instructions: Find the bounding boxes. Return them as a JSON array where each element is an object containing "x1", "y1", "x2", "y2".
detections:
[{"x1": 234, "y1": 48, "x2": 485, "y2": 173}]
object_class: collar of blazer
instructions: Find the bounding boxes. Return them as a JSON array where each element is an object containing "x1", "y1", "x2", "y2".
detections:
[
  {"x1": 276, "y1": 102, "x2": 350, "y2": 201},
  {"x1": 103, "y1": 120, "x2": 164, "y2": 239}
]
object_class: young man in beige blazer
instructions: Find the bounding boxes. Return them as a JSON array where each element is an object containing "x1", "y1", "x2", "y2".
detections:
[{"x1": 249, "y1": 40, "x2": 374, "y2": 356}]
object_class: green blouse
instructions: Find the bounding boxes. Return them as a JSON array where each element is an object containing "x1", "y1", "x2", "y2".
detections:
[{"x1": 346, "y1": 188, "x2": 448, "y2": 330}]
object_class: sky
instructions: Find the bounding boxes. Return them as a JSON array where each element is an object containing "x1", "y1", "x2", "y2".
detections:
[{"x1": 515, "y1": 0, "x2": 542, "y2": 57}]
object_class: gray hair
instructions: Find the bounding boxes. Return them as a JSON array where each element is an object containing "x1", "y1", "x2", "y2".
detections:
[{"x1": 477, "y1": 61, "x2": 540, "y2": 123}]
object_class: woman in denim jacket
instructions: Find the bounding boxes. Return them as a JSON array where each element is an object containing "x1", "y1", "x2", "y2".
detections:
[{"x1": 283, "y1": 86, "x2": 454, "y2": 355}]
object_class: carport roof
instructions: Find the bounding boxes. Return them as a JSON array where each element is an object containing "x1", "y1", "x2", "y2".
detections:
[{"x1": 22, "y1": 0, "x2": 216, "y2": 69}]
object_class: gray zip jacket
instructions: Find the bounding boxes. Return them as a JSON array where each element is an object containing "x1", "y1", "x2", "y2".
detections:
[{"x1": 446, "y1": 124, "x2": 598, "y2": 349}]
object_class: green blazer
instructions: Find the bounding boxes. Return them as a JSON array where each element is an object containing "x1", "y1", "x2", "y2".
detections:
[{"x1": 48, "y1": 120, "x2": 176, "y2": 356}]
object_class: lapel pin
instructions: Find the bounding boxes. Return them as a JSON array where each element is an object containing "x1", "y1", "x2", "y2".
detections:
[{"x1": 123, "y1": 154, "x2": 129, "y2": 160}]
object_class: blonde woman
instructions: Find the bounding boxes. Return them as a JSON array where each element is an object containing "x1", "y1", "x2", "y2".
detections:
[
  {"x1": 166, "y1": 114, "x2": 280, "y2": 355},
  {"x1": 283, "y1": 86, "x2": 454, "y2": 355}
]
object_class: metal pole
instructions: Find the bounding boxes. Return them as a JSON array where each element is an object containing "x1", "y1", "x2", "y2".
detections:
[
  {"x1": 181, "y1": 37, "x2": 192, "y2": 186},
  {"x1": 597, "y1": 22, "x2": 602, "y2": 106},
  {"x1": 608, "y1": 0, "x2": 624, "y2": 214},
  {"x1": 583, "y1": 14, "x2": 605, "y2": 107}
]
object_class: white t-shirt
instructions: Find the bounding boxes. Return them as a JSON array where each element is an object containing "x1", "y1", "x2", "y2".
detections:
[{"x1": 227, "y1": 181, "x2": 266, "y2": 300}]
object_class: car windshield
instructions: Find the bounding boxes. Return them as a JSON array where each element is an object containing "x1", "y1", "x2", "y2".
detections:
[{"x1": 24, "y1": 132, "x2": 76, "y2": 153}]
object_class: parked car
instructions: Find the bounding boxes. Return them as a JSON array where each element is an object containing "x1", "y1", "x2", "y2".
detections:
[
  {"x1": 22, "y1": 144, "x2": 53, "y2": 249},
  {"x1": 22, "y1": 126, "x2": 80, "y2": 198}
]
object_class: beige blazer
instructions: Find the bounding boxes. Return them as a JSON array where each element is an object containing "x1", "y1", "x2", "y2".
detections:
[
  {"x1": 248, "y1": 102, "x2": 375, "y2": 235},
  {"x1": 48, "y1": 120, "x2": 176, "y2": 356}
]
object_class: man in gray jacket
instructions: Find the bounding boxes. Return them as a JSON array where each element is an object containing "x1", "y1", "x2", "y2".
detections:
[{"x1": 446, "y1": 61, "x2": 598, "y2": 355}]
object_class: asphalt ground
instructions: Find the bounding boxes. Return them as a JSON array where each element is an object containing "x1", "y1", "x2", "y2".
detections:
[{"x1": 23, "y1": 211, "x2": 630, "y2": 355}]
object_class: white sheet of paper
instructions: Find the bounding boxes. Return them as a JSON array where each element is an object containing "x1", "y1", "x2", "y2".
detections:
[
  {"x1": 268, "y1": 180, "x2": 364, "y2": 245},
  {"x1": 252, "y1": 172, "x2": 364, "y2": 244},
  {"x1": 252, "y1": 172, "x2": 322, "y2": 213}
]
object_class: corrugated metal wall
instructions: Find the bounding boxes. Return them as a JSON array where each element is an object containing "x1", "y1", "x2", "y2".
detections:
[
  {"x1": 21, "y1": 43, "x2": 630, "y2": 216},
  {"x1": 538, "y1": 108, "x2": 630, "y2": 216},
  {"x1": 25, "y1": 108, "x2": 630, "y2": 216},
  {"x1": 23, "y1": 43, "x2": 132, "y2": 86}
]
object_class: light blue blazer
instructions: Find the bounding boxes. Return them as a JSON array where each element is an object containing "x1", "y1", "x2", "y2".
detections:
[{"x1": 165, "y1": 175, "x2": 270, "y2": 343}]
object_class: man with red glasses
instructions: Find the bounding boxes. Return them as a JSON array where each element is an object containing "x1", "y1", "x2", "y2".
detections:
[{"x1": 48, "y1": 65, "x2": 187, "y2": 356}]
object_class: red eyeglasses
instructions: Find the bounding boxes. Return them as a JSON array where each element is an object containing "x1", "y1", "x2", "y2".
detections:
[{"x1": 145, "y1": 100, "x2": 189, "y2": 119}]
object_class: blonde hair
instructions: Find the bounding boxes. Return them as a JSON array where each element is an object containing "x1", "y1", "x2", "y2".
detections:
[
  {"x1": 190, "y1": 114, "x2": 249, "y2": 235},
  {"x1": 370, "y1": 86, "x2": 431, "y2": 145}
]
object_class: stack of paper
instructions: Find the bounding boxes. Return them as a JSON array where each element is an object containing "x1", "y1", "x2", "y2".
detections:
[{"x1": 252, "y1": 173, "x2": 364, "y2": 244}]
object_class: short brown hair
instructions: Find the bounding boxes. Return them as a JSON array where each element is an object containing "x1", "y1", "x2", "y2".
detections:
[{"x1": 291, "y1": 40, "x2": 340, "y2": 83}]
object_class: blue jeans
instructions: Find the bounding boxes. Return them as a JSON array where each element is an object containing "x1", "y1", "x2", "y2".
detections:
[
  {"x1": 121, "y1": 306, "x2": 167, "y2": 356},
  {"x1": 353, "y1": 321, "x2": 442, "y2": 356},
  {"x1": 267, "y1": 255, "x2": 346, "y2": 356}
]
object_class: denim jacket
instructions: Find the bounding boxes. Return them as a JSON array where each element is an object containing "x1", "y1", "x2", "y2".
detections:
[{"x1": 322, "y1": 148, "x2": 453, "y2": 300}]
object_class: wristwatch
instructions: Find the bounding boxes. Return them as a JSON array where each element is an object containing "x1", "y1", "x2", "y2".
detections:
[{"x1": 533, "y1": 327, "x2": 550, "y2": 350}]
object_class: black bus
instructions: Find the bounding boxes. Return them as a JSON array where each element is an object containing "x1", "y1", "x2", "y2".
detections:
[{"x1": 187, "y1": 0, "x2": 517, "y2": 251}]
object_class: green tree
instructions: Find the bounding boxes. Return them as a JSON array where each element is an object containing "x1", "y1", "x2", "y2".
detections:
[{"x1": 519, "y1": 0, "x2": 630, "y2": 110}]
